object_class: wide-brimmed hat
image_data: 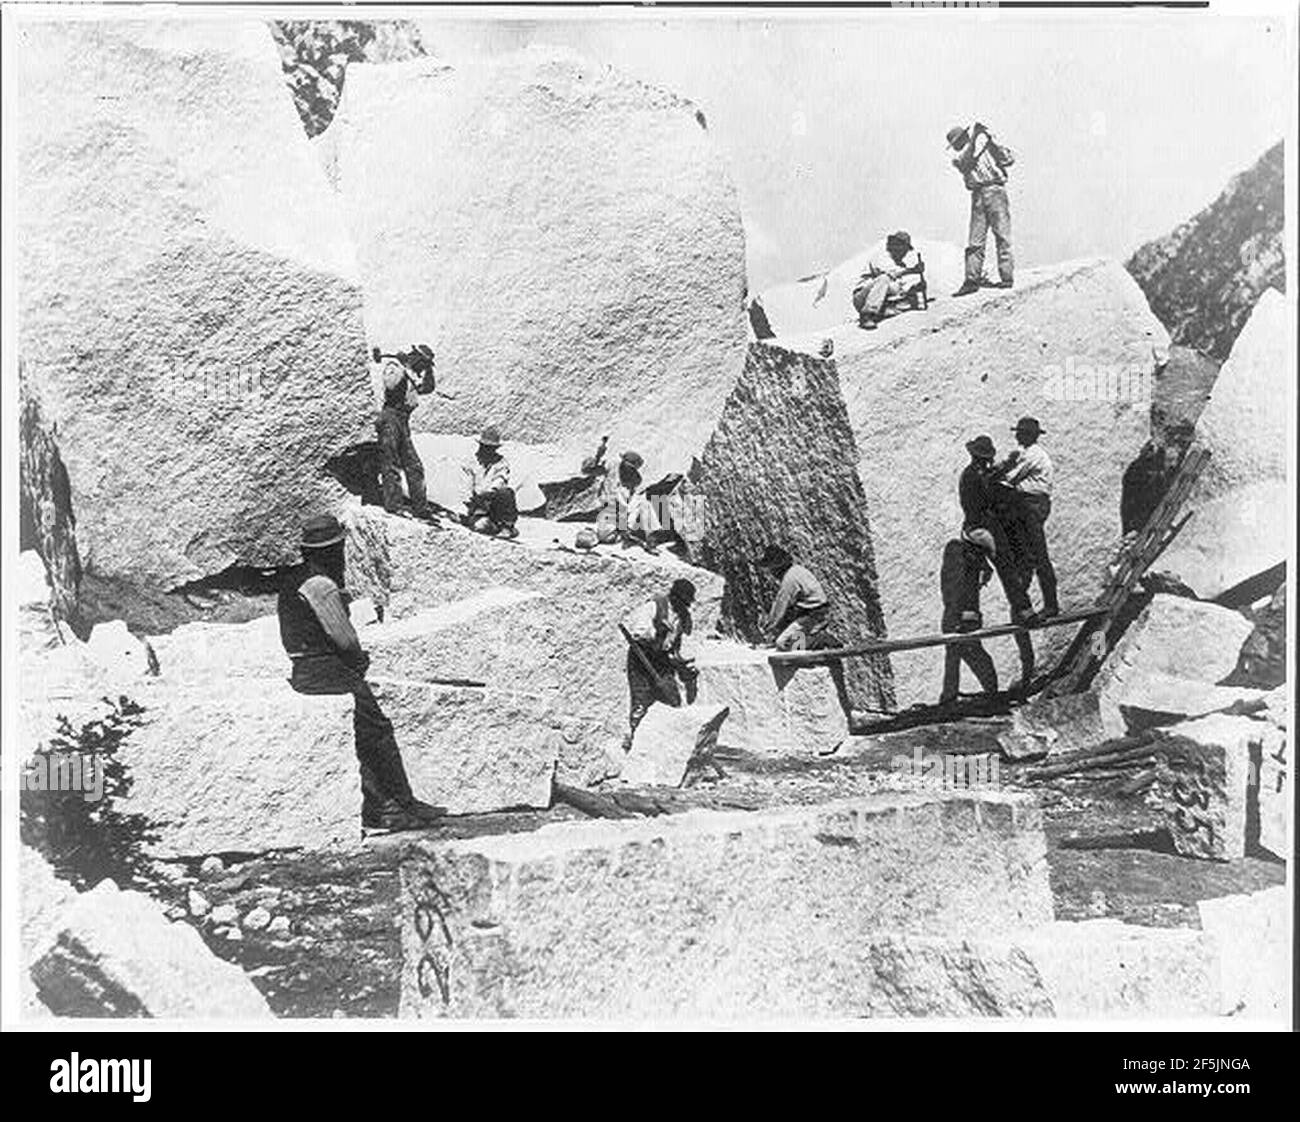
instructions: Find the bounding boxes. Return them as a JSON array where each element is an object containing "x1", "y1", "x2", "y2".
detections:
[
  {"x1": 669, "y1": 578, "x2": 697, "y2": 604},
  {"x1": 1012, "y1": 416, "x2": 1044, "y2": 436},
  {"x1": 962, "y1": 527, "x2": 997, "y2": 559},
  {"x1": 621, "y1": 450, "x2": 645, "y2": 470},
  {"x1": 301, "y1": 513, "x2": 345, "y2": 550},
  {"x1": 478, "y1": 425, "x2": 503, "y2": 448},
  {"x1": 946, "y1": 125, "x2": 969, "y2": 149},
  {"x1": 966, "y1": 434, "x2": 996, "y2": 459},
  {"x1": 886, "y1": 230, "x2": 913, "y2": 251}
]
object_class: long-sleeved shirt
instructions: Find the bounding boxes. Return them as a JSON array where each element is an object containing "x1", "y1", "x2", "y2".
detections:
[
  {"x1": 1001, "y1": 443, "x2": 1053, "y2": 496},
  {"x1": 858, "y1": 244, "x2": 922, "y2": 285},
  {"x1": 952, "y1": 129, "x2": 1007, "y2": 191},
  {"x1": 463, "y1": 454, "x2": 511, "y2": 506},
  {"x1": 959, "y1": 461, "x2": 997, "y2": 528},
  {"x1": 765, "y1": 564, "x2": 829, "y2": 633}
]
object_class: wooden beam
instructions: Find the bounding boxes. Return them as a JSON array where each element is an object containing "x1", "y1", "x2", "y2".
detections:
[{"x1": 768, "y1": 606, "x2": 1107, "y2": 667}]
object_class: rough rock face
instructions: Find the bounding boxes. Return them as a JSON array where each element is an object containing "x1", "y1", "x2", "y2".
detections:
[
  {"x1": 327, "y1": 49, "x2": 748, "y2": 475},
  {"x1": 12, "y1": 20, "x2": 370, "y2": 589},
  {"x1": 1198, "y1": 886, "x2": 1289, "y2": 1020},
  {"x1": 754, "y1": 239, "x2": 965, "y2": 339},
  {"x1": 19, "y1": 364, "x2": 84, "y2": 635},
  {"x1": 811, "y1": 259, "x2": 1165, "y2": 706},
  {"x1": 861, "y1": 922, "x2": 1218, "y2": 1018},
  {"x1": 29, "y1": 880, "x2": 272, "y2": 1018},
  {"x1": 1224, "y1": 581, "x2": 1286, "y2": 689},
  {"x1": 693, "y1": 342, "x2": 893, "y2": 712},
  {"x1": 692, "y1": 641, "x2": 850, "y2": 756},
  {"x1": 269, "y1": 20, "x2": 426, "y2": 138},
  {"x1": 1127, "y1": 141, "x2": 1285, "y2": 363},
  {"x1": 1155, "y1": 292, "x2": 1289, "y2": 600},
  {"x1": 619, "y1": 703, "x2": 730, "y2": 787},
  {"x1": 342, "y1": 506, "x2": 725, "y2": 781},
  {"x1": 399, "y1": 791, "x2": 1052, "y2": 1017}
]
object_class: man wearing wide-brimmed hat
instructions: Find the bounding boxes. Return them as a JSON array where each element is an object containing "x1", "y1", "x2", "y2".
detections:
[
  {"x1": 463, "y1": 424, "x2": 518, "y2": 539},
  {"x1": 938, "y1": 527, "x2": 1000, "y2": 705},
  {"x1": 597, "y1": 449, "x2": 661, "y2": 554},
  {"x1": 851, "y1": 230, "x2": 927, "y2": 330},
  {"x1": 993, "y1": 416, "x2": 1059, "y2": 621},
  {"x1": 946, "y1": 122, "x2": 1015, "y2": 297},
  {"x1": 278, "y1": 513, "x2": 444, "y2": 834}
]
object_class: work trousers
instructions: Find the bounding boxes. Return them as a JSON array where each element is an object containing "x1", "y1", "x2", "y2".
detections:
[
  {"x1": 376, "y1": 407, "x2": 427, "y2": 514},
  {"x1": 852, "y1": 273, "x2": 923, "y2": 319},
  {"x1": 1017, "y1": 492, "x2": 1059, "y2": 613},
  {"x1": 773, "y1": 605, "x2": 836, "y2": 652},
  {"x1": 289, "y1": 655, "x2": 413, "y2": 817},
  {"x1": 941, "y1": 638, "x2": 999, "y2": 701},
  {"x1": 467, "y1": 487, "x2": 519, "y2": 533},
  {"x1": 626, "y1": 647, "x2": 697, "y2": 736},
  {"x1": 965, "y1": 184, "x2": 1014, "y2": 284}
]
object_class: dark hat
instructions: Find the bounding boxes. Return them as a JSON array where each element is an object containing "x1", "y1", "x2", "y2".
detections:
[
  {"x1": 301, "y1": 513, "x2": 344, "y2": 550},
  {"x1": 886, "y1": 230, "x2": 913, "y2": 251},
  {"x1": 478, "y1": 425, "x2": 503, "y2": 448},
  {"x1": 757, "y1": 544, "x2": 792, "y2": 570},
  {"x1": 1012, "y1": 416, "x2": 1044, "y2": 436},
  {"x1": 669, "y1": 577, "x2": 697, "y2": 604},
  {"x1": 966, "y1": 434, "x2": 996, "y2": 459},
  {"x1": 621, "y1": 450, "x2": 644, "y2": 470},
  {"x1": 946, "y1": 125, "x2": 969, "y2": 149}
]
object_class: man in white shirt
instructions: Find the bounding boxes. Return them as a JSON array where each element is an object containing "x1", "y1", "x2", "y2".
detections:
[
  {"x1": 463, "y1": 425, "x2": 518, "y2": 539},
  {"x1": 620, "y1": 578, "x2": 699, "y2": 747},
  {"x1": 993, "y1": 416, "x2": 1059, "y2": 620},
  {"x1": 851, "y1": 231, "x2": 927, "y2": 330},
  {"x1": 597, "y1": 450, "x2": 661, "y2": 553},
  {"x1": 757, "y1": 544, "x2": 835, "y2": 651}
]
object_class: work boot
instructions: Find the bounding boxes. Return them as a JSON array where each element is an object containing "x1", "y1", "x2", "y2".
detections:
[
  {"x1": 858, "y1": 314, "x2": 878, "y2": 331},
  {"x1": 952, "y1": 281, "x2": 982, "y2": 298},
  {"x1": 361, "y1": 801, "x2": 430, "y2": 834},
  {"x1": 989, "y1": 278, "x2": 1014, "y2": 289},
  {"x1": 1038, "y1": 603, "x2": 1060, "y2": 621},
  {"x1": 496, "y1": 524, "x2": 519, "y2": 540},
  {"x1": 402, "y1": 797, "x2": 448, "y2": 824}
]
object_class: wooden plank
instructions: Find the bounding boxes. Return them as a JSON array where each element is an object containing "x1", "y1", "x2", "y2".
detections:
[{"x1": 768, "y1": 606, "x2": 1107, "y2": 667}]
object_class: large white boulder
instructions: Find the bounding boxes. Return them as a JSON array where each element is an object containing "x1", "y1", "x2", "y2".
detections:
[
  {"x1": 794, "y1": 258, "x2": 1165, "y2": 707},
  {"x1": 11, "y1": 20, "x2": 369, "y2": 587},
  {"x1": 29, "y1": 880, "x2": 273, "y2": 1019},
  {"x1": 1199, "y1": 886, "x2": 1290, "y2": 1021},
  {"x1": 327, "y1": 48, "x2": 748, "y2": 476}
]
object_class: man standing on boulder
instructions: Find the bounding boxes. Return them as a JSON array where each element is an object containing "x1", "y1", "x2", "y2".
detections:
[
  {"x1": 374, "y1": 347, "x2": 435, "y2": 519},
  {"x1": 278, "y1": 513, "x2": 444, "y2": 834},
  {"x1": 620, "y1": 578, "x2": 699, "y2": 749},
  {"x1": 991, "y1": 416, "x2": 1060, "y2": 622},
  {"x1": 757, "y1": 545, "x2": 836, "y2": 651},
  {"x1": 946, "y1": 122, "x2": 1015, "y2": 296},
  {"x1": 938, "y1": 528, "x2": 1000, "y2": 706},
  {"x1": 463, "y1": 425, "x2": 519, "y2": 539},
  {"x1": 959, "y1": 434, "x2": 1035, "y2": 690}
]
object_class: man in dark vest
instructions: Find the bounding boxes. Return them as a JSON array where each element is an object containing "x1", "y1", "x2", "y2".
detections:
[
  {"x1": 374, "y1": 348, "x2": 434, "y2": 518},
  {"x1": 620, "y1": 577, "x2": 699, "y2": 749},
  {"x1": 279, "y1": 513, "x2": 443, "y2": 833}
]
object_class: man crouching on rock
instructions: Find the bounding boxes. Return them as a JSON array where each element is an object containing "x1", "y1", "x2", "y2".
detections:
[
  {"x1": 620, "y1": 578, "x2": 699, "y2": 751},
  {"x1": 278, "y1": 514, "x2": 444, "y2": 834}
]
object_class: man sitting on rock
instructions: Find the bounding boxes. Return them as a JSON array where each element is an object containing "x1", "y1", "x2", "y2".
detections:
[
  {"x1": 462, "y1": 425, "x2": 519, "y2": 539},
  {"x1": 620, "y1": 577, "x2": 699, "y2": 750},
  {"x1": 757, "y1": 545, "x2": 836, "y2": 651},
  {"x1": 373, "y1": 347, "x2": 435, "y2": 519},
  {"x1": 938, "y1": 527, "x2": 999, "y2": 706},
  {"x1": 278, "y1": 514, "x2": 444, "y2": 834},
  {"x1": 597, "y1": 450, "x2": 661, "y2": 554},
  {"x1": 851, "y1": 230, "x2": 927, "y2": 330}
]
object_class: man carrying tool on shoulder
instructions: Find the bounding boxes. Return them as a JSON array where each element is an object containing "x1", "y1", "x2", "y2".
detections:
[{"x1": 619, "y1": 578, "x2": 699, "y2": 750}]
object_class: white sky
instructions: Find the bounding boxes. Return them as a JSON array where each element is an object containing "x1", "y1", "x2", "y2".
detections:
[{"x1": 418, "y1": 8, "x2": 1293, "y2": 291}]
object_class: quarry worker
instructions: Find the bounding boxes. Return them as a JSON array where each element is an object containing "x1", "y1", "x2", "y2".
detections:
[
  {"x1": 938, "y1": 528, "x2": 1000, "y2": 706},
  {"x1": 373, "y1": 348, "x2": 435, "y2": 519},
  {"x1": 947, "y1": 122, "x2": 1015, "y2": 296},
  {"x1": 463, "y1": 425, "x2": 519, "y2": 539},
  {"x1": 597, "y1": 450, "x2": 661, "y2": 554},
  {"x1": 278, "y1": 514, "x2": 444, "y2": 834},
  {"x1": 757, "y1": 545, "x2": 834, "y2": 651},
  {"x1": 991, "y1": 416, "x2": 1060, "y2": 622},
  {"x1": 851, "y1": 230, "x2": 926, "y2": 330},
  {"x1": 621, "y1": 577, "x2": 699, "y2": 749}
]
